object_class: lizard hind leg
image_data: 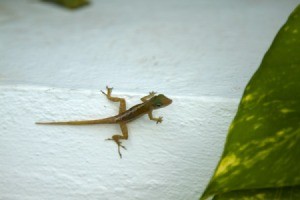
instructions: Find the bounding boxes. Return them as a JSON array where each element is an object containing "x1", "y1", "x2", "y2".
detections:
[
  {"x1": 101, "y1": 86, "x2": 126, "y2": 113},
  {"x1": 106, "y1": 123, "x2": 128, "y2": 158}
]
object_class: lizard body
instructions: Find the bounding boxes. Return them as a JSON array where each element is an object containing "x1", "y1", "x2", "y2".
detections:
[{"x1": 36, "y1": 86, "x2": 172, "y2": 158}]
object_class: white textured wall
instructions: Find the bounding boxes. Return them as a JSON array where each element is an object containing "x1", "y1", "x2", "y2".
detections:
[
  {"x1": 0, "y1": 0, "x2": 299, "y2": 200},
  {"x1": 0, "y1": 86, "x2": 237, "y2": 200}
]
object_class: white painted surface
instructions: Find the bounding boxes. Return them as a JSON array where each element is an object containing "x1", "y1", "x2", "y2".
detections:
[
  {"x1": 0, "y1": 0, "x2": 299, "y2": 200},
  {"x1": 0, "y1": 0, "x2": 298, "y2": 98},
  {"x1": 0, "y1": 86, "x2": 237, "y2": 200}
]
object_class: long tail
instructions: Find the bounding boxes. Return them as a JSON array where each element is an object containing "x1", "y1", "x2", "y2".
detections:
[{"x1": 35, "y1": 117, "x2": 116, "y2": 125}]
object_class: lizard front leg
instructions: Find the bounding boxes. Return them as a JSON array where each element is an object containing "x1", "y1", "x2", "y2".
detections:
[
  {"x1": 141, "y1": 91, "x2": 156, "y2": 102},
  {"x1": 106, "y1": 123, "x2": 128, "y2": 158},
  {"x1": 101, "y1": 86, "x2": 126, "y2": 113},
  {"x1": 147, "y1": 110, "x2": 163, "y2": 124}
]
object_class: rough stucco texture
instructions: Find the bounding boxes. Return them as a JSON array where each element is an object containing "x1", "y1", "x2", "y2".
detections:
[
  {"x1": 0, "y1": 0, "x2": 299, "y2": 98},
  {"x1": 0, "y1": 86, "x2": 237, "y2": 200}
]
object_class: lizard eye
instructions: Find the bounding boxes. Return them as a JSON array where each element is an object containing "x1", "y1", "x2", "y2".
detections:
[{"x1": 156, "y1": 104, "x2": 162, "y2": 107}]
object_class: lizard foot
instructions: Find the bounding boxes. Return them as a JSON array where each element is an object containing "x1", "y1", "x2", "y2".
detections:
[
  {"x1": 149, "y1": 91, "x2": 156, "y2": 96},
  {"x1": 105, "y1": 138, "x2": 126, "y2": 158},
  {"x1": 156, "y1": 116, "x2": 163, "y2": 124},
  {"x1": 101, "y1": 86, "x2": 113, "y2": 96}
]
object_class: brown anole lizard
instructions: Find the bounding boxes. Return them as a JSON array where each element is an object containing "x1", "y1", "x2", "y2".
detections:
[{"x1": 36, "y1": 86, "x2": 172, "y2": 158}]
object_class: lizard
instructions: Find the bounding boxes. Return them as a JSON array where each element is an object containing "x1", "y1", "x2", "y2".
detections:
[{"x1": 36, "y1": 86, "x2": 172, "y2": 158}]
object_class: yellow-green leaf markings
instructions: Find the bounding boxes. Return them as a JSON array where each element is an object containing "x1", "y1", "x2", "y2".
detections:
[{"x1": 201, "y1": 4, "x2": 300, "y2": 200}]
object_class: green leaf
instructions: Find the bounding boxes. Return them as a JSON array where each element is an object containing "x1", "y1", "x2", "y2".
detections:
[
  {"x1": 213, "y1": 186, "x2": 300, "y2": 200},
  {"x1": 56, "y1": 0, "x2": 89, "y2": 9},
  {"x1": 42, "y1": 0, "x2": 89, "y2": 9},
  {"x1": 201, "y1": 4, "x2": 300, "y2": 200}
]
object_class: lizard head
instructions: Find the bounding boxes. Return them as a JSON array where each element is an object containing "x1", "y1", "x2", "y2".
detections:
[{"x1": 151, "y1": 94, "x2": 172, "y2": 109}]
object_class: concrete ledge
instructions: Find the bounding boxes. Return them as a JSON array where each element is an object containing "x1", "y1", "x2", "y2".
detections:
[{"x1": 0, "y1": 85, "x2": 238, "y2": 200}]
